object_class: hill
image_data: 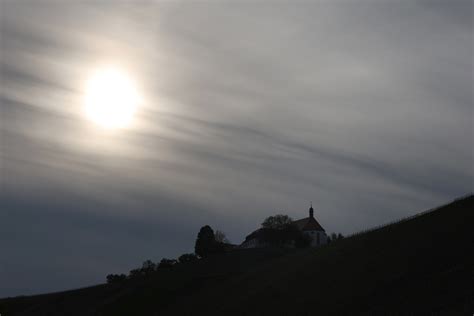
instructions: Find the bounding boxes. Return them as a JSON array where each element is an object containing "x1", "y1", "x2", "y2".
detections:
[{"x1": 1, "y1": 195, "x2": 473, "y2": 315}]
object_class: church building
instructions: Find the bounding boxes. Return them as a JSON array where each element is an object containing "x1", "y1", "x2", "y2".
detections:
[
  {"x1": 293, "y1": 203, "x2": 327, "y2": 247},
  {"x1": 241, "y1": 204, "x2": 328, "y2": 248}
]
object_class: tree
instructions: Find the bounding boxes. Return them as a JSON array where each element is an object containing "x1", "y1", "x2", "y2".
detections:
[
  {"x1": 195, "y1": 225, "x2": 218, "y2": 258},
  {"x1": 129, "y1": 268, "x2": 143, "y2": 278},
  {"x1": 214, "y1": 230, "x2": 229, "y2": 243},
  {"x1": 251, "y1": 216, "x2": 310, "y2": 248},
  {"x1": 158, "y1": 258, "x2": 177, "y2": 269},
  {"x1": 261, "y1": 214, "x2": 293, "y2": 230},
  {"x1": 141, "y1": 260, "x2": 156, "y2": 274},
  {"x1": 178, "y1": 253, "x2": 198, "y2": 264},
  {"x1": 330, "y1": 232, "x2": 344, "y2": 241},
  {"x1": 106, "y1": 274, "x2": 126, "y2": 283},
  {"x1": 127, "y1": 260, "x2": 158, "y2": 279}
]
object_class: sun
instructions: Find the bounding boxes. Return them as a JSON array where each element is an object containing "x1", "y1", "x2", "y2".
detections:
[{"x1": 84, "y1": 67, "x2": 139, "y2": 129}]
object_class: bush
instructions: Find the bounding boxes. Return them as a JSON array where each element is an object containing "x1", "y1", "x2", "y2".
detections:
[
  {"x1": 127, "y1": 260, "x2": 158, "y2": 279},
  {"x1": 247, "y1": 223, "x2": 311, "y2": 248},
  {"x1": 141, "y1": 260, "x2": 157, "y2": 274},
  {"x1": 158, "y1": 258, "x2": 178, "y2": 269},
  {"x1": 128, "y1": 268, "x2": 143, "y2": 278},
  {"x1": 178, "y1": 253, "x2": 198, "y2": 264},
  {"x1": 106, "y1": 274, "x2": 127, "y2": 283}
]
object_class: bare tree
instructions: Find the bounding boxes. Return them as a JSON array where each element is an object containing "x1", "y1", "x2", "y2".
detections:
[{"x1": 215, "y1": 229, "x2": 229, "y2": 243}]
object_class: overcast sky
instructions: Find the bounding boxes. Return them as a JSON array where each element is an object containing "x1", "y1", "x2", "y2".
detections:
[{"x1": 1, "y1": 0, "x2": 472, "y2": 297}]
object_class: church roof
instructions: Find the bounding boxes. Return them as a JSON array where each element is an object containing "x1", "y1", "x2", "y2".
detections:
[
  {"x1": 244, "y1": 228, "x2": 265, "y2": 241},
  {"x1": 292, "y1": 216, "x2": 325, "y2": 232}
]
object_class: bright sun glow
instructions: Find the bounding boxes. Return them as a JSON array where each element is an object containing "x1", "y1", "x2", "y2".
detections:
[{"x1": 84, "y1": 67, "x2": 139, "y2": 129}]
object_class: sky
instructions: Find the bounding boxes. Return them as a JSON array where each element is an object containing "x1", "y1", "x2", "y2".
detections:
[{"x1": 0, "y1": 0, "x2": 472, "y2": 297}]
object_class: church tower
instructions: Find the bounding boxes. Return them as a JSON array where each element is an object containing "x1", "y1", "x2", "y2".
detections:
[{"x1": 292, "y1": 202, "x2": 327, "y2": 247}]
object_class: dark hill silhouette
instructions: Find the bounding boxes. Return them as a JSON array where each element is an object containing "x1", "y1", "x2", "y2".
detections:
[{"x1": 1, "y1": 195, "x2": 473, "y2": 315}]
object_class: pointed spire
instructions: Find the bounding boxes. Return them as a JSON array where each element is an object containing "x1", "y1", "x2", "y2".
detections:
[{"x1": 309, "y1": 202, "x2": 314, "y2": 218}]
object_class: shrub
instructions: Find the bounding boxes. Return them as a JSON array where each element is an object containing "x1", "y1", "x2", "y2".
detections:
[
  {"x1": 178, "y1": 253, "x2": 198, "y2": 264},
  {"x1": 158, "y1": 258, "x2": 177, "y2": 269},
  {"x1": 247, "y1": 222, "x2": 311, "y2": 248},
  {"x1": 106, "y1": 274, "x2": 127, "y2": 283},
  {"x1": 141, "y1": 260, "x2": 157, "y2": 274}
]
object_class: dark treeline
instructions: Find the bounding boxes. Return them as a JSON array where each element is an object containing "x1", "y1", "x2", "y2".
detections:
[
  {"x1": 106, "y1": 215, "x2": 344, "y2": 284},
  {"x1": 106, "y1": 225, "x2": 229, "y2": 283}
]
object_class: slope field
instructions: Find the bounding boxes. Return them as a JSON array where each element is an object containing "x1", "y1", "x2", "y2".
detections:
[{"x1": 1, "y1": 195, "x2": 473, "y2": 315}]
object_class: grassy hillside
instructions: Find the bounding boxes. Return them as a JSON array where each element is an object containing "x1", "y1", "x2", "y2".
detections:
[
  {"x1": 1, "y1": 195, "x2": 473, "y2": 315},
  {"x1": 170, "y1": 195, "x2": 473, "y2": 315},
  {"x1": 0, "y1": 248, "x2": 293, "y2": 315}
]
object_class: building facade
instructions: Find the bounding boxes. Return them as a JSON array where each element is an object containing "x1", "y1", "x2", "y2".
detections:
[{"x1": 292, "y1": 204, "x2": 327, "y2": 247}]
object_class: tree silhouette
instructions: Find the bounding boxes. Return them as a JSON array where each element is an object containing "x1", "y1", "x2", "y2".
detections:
[
  {"x1": 141, "y1": 260, "x2": 156, "y2": 274},
  {"x1": 127, "y1": 260, "x2": 158, "y2": 279},
  {"x1": 195, "y1": 225, "x2": 223, "y2": 257},
  {"x1": 261, "y1": 214, "x2": 293, "y2": 230},
  {"x1": 215, "y1": 230, "x2": 229, "y2": 243},
  {"x1": 178, "y1": 253, "x2": 198, "y2": 264},
  {"x1": 158, "y1": 258, "x2": 177, "y2": 269},
  {"x1": 195, "y1": 225, "x2": 215, "y2": 257},
  {"x1": 106, "y1": 274, "x2": 126, "y2": 283}
]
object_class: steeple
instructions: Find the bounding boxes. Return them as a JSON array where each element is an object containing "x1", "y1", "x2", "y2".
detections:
[{"x1": 309, "y1": 202, "x2": 314, "y2": 218}]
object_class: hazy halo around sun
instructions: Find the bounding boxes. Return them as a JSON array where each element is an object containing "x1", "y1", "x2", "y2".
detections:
[{"x1": 84, "y1": 67, "x2": 140, "y2": 129}]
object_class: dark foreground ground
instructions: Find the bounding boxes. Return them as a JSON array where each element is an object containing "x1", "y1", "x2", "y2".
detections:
[{"x1": 1, "y1": 195, "x2": 473, "y2": 315}]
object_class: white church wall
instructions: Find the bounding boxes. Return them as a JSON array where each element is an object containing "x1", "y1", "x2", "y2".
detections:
[{"x1": 304, "y1": 230, "x2": 327, "y2": 247}]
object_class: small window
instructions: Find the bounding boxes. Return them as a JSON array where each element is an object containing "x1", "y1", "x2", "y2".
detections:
[{"x1": 317, "y1": 232, "x2": 320, "y2": 245}]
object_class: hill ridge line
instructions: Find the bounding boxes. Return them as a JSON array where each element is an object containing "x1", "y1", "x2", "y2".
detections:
[{"x1": 346, "y1": 193, "x2": 473, "y2": 239}]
